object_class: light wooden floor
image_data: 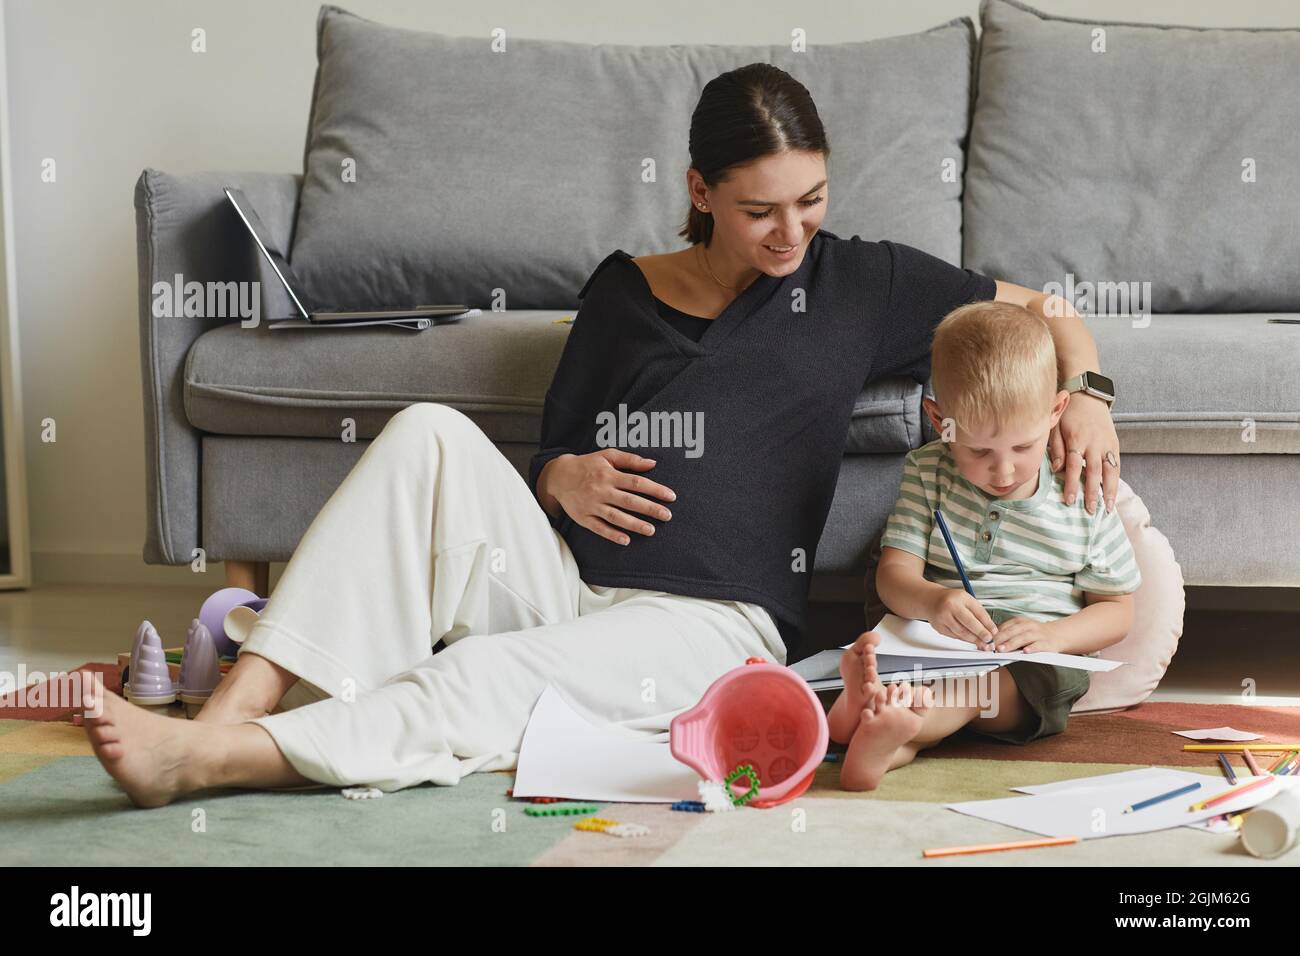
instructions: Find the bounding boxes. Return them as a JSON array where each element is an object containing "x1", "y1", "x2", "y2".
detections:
[{"x1": 1, "y1": 581, "x2": 1297, "y2": 707}]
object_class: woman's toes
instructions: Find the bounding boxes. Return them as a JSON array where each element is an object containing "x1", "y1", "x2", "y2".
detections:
[
  {"x1": 79, "y1": 687, "x2": 197, "y2": 808},
  {"x1": 87, "y1": 721, "x2": 119, "y2": 746},
  {"x1": 97, "y1": 740, "x2": 125, "y2": 760}
]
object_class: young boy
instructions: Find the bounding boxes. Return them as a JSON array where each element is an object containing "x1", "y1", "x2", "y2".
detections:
[{"x1": 828, "y1": 300, "x2": 1141, "y2": 791}]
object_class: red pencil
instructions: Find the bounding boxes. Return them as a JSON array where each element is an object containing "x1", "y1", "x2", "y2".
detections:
[{"x1": 1191, "y1": 775, "x2": 1275, "y2": 811}]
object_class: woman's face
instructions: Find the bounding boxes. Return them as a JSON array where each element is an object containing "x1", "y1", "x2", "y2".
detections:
[{"x1": 691, "y1": 150, "x2": 829, "y2": 276}]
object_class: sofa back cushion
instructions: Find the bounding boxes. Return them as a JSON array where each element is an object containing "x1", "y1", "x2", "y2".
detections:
[
  {"x1": 963, "y1": 0, "x2": 1300, "y2": 312},
  {"x1": 289, "y1": 5, "x2": 977, "y2": 310}
]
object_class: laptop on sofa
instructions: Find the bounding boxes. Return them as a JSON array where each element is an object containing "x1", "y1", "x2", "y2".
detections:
[{"x1": 224, "y1": 187, "x2": 472, "y2": 328}]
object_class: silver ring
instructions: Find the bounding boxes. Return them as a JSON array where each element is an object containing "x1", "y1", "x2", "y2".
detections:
[
  {"x1": 1104, "y1": 451, "x2": 1119, "y2": 467},
  {"x1": 1067, "y1": 448, "x2": 1084, "y2": 457}
]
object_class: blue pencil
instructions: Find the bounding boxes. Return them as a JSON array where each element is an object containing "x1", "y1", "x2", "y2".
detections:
[
  {"x1": 1121, "y1": 781, "x2": 1202, "y2": 814},
  {"x1": 1217, "y1": 753, "x2": 1237, "y2": 785},
  {"x1": 934, "y1": 509, "x2": 976, "y2": 598}
]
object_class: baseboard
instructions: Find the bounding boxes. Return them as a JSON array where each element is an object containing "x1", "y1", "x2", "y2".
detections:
[
  {"x1": 30, "y1": 551, "x2": 285, "y2": 592},
  {"x1": 1183, "y1": 586, "x2": 1300, "y2": 613}
]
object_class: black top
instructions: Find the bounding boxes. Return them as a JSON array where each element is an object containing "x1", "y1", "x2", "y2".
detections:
[
  {"x1": 653, "y1": 298, "x2": 714, "y2": 342},
  {"x1": 528, "y1": 230, "x2": 998, "y2": 660}
]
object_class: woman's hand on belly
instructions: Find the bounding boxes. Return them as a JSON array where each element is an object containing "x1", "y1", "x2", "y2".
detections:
[{"x1": 542, "y1": 449, "x2": 676, "y2": 546}]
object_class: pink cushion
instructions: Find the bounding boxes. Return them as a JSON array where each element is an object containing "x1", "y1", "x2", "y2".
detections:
[{"x1": 1072, "y1": 478, "x2": 1185, "y2": 713}]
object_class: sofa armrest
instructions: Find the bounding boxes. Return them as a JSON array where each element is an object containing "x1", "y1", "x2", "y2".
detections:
[{"x1": 135, "y1": 169, "x2": 301, "y2": 565}]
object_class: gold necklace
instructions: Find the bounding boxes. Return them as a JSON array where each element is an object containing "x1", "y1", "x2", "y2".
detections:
[{"x1": 696, "y1": 243, "x2": 743, "y2": 291}]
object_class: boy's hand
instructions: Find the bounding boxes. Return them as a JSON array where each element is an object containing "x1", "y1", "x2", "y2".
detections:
[
  {"x1": 988, "y1": 617, "x2": 1059, "y2": 654},
  {"x1": 929, "y1": 589, "x2": 998, "y2": 647}
]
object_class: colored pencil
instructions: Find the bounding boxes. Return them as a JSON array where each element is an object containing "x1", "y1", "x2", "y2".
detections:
[
  {"x1": 1190, "y1": 775, "x2": 1275, "y2": 812},
  {"x1": 1242, "y1": 750, "x2": 1263, "y2": 776},
  {"x1": 923, "y1": 836, "x2": 1078, "y2": 858},
  {"x1": 1209, "y1": 812, "x2": 1248, "y2": 829},
  {"x1": 1123, "y1": 781, "x2": 1202, "y2": 814},
  {"x1": 1268, "y1": 751, "x2": 1297, "y2": 773},
  {"x1": 1217, "y1": 753, "x2": 1237, "y2": 784},
  {"x1": 933, "y1": 509, "x2": 976, "y2": 598},
  {"x1": 933, "y1": 507, "x2": 997, "y2": 649}
]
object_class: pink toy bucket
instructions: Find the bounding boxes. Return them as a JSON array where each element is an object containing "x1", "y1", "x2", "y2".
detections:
[{"x1": 670, "y1": 658, "x2": 828, "y2": 808}]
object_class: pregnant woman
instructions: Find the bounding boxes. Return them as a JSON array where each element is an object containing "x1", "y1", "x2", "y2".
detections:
[{"x1": 84, "y1": 63, "x2": 1121, "y2": 808}]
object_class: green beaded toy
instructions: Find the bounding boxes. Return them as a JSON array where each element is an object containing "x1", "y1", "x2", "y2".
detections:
[
  {"x1": 523, "y1": 803, "x2": 600, "y2": 817},
  {"x1": 724, "y1": 763, "x2": 761, "y2": 806}
]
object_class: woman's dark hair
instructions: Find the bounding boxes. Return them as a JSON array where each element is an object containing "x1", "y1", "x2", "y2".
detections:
[{"x1": 680, "y1": 63, "x2": 830, "y2": 246}]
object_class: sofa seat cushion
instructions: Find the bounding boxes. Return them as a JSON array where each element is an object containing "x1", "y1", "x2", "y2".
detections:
[
  {"x1": 1086, "y1": 314, "x2": 1300, "y2": 454},
  {"x1": 184, "y1": 312, "x2": 569, "y2": 443},
  {"x1": 919, "y1": 313, "x2": 1300, "y2": 454},
  {"x1": 183, "y1": 312, "x2": 928, "y2": 451}
]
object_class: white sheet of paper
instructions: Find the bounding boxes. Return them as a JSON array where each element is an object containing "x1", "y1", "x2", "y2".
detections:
[
  {"x1": 1172, "y1": 726, "x2": 1264, "y2": 741},
  {"x1": 1010, "y1": 766, "x2": 1299, "y2": 833},
  {"x1": 1011, "y1": 766, "x2": 1200, "y2": 797},
  {"x1": 948, "y1": 772, "x2": 1287, "y2": 838},
  {"x1": 511, "y1": 684, "x2": 700, "y2": 804},
  {"x1": 872, "y1": 614, "x2": 1121, "y2": 673},
  {"x1": 1011, "y1": 767, "x2": 1225, "y2": 832}
]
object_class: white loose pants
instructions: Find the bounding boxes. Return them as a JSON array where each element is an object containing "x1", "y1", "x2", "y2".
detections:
[{"x1": 244, "y1": 403, "x2": 785, "y2": 792}]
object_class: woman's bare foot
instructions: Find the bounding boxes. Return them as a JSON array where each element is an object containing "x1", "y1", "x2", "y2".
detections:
[
  {"x1": 840, "y1": 681, "x2": 934, "y2": 792},
  {"x1": 82, "y1": 678, "x2": 216, "y2": 808},
  {"x1": 192, "y1": 652, "x2": 297, "y2": 725},
  {"x1": 827, "y1": 631, "x2": 884, "y2": 743}
]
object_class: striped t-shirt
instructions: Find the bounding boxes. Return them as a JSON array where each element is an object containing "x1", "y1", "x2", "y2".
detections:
[{"x1": 880, "y1": 439, "x2": 1141, "y2": 642}]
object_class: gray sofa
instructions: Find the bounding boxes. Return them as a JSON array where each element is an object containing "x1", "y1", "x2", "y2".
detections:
[{"x1": 136, "y1": 1, "x2": 1300, "y2": 653}]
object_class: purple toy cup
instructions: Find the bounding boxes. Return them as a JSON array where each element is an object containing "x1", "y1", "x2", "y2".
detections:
[{"x1": 198, "y1": 588, "x2": 263, "y2": 657}]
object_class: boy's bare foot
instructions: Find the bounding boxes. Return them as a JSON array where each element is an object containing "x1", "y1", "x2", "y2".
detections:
[
  {"x1": 840, "y1": 681, "x2": 934, "y2": 792},
  {"x1": 827, "y1": 631, "x2": 884, "y2": 743},
  {"x1": 82, "y1": 677, "x2": 213, "y2": 808}
]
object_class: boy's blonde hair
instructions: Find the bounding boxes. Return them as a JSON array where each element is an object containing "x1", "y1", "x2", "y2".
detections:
[{"x1": 930, "y1": 301, "x2": 1058, "y2": 436}]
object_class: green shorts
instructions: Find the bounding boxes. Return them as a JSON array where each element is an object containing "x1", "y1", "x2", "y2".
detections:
[{"x1": 972, "y1": 661, "x2": 1090, "y2": 745}]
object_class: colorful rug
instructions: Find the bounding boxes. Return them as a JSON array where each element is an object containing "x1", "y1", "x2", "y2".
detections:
[{"x1": 0, "y1": 690, "x2": 1296, "y2": 866}]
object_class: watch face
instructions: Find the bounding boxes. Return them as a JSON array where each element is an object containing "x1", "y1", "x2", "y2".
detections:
[{"x1": 1083, "y1": 371, "x2": 1115, "y2": 398}]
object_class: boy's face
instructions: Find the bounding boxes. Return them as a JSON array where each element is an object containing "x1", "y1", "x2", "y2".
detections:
[{"x1": 922, "y1": 391, "x2": 1070, "y2": 499}]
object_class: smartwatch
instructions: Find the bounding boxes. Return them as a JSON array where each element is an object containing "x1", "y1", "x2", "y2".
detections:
[{"x1": 1060, "y1": 371, "x2": 1115, "y2": 408}]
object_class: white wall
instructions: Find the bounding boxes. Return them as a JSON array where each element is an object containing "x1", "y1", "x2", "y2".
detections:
[{"x1": 5, "y1": 0, "x2": 1298, "y2": 585}]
